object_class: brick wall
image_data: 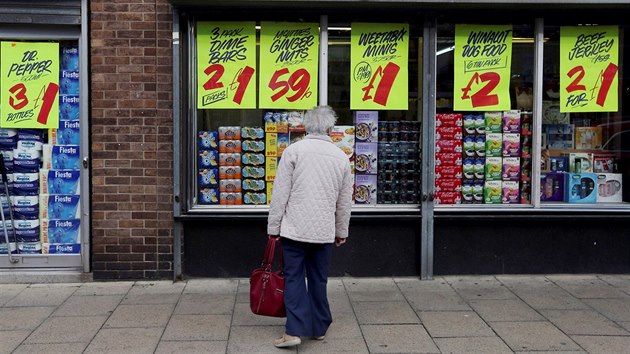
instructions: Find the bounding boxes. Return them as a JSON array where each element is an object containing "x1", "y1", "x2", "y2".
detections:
[{"x1": 90, "y1": 0, "x2": 174, "y2": 279}]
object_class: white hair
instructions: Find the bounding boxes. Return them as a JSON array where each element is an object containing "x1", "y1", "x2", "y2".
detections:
[{"x1": 303, "y1": 106, "x2": 337, "y2": 135}]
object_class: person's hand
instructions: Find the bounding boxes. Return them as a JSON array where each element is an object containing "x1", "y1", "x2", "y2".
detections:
[{"x1": 335, "y1": 237, "x2": 347, "y2": 247}]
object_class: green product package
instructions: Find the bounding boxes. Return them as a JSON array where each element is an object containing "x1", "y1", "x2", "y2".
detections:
[
  {"x1": 485, "y1": 112, "x2": 502, "y2": 133},
  {"x1": 485, "y1": 157, "x2": 503, "y2": 181},
  {"x1": 485, "y1": 133, "x2": 503, "y2": 157},
  {"x1": 484, "y1": 181, "x2": 502, "y2": 204}
]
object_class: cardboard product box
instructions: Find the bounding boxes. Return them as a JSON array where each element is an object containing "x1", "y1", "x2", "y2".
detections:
[
  {"x1": 502, "y1": 157, "x2": 521, "y2": 181},
  {"x1": 263, "y1": 112, "x2": 278, "y2": 133},
  {"x1": 40, "y1": 219, "x2": 80, "y2": 244},
  {"x1": 545, "y1": 124, "x2": 574, "y2": 149},
  {"x1": 355, "y1": 143, "x2": 378, "y2": 174},
  {"x1": 355, "y1": 174, "x2": 377, "y2": 204},
  {"x1": 198, "y1": 168, "x2": 218, "y2": 187},
  {"x1": 484, "y1": 181, "x2": 502, "y2": 204},
  {"x1": 198, "y1": 131, "x2": 218, "y2": 150},
  {"x1": 355, "y1": 111, "x2": 379, "y2": 143},
  {"x1": 502, "y1": 181, "x2": 520, "y2": 204},
  {"x1": 502, "y1": 133, "x2": 521, "y2": 157},
  {"x1": 277, "y1": 133, "x2": 290, "y2": 156},
  {"x1": 521, "y1": 112, "x2": 533, "y2": 135},
  {"x1": 330, "y1": 126, "x2": 355, "y2": 160},
  {"x1": 436, "y1": 113, "x2": 463, "y2": 127},
  {"x1": 485, "y1": 133, "x2": 503, "y2": 157},
  {"x1": 593, "y1": 153, "x2": 616, "y2": 173},
  {"x1": 569, "y1": 153, "x2": 593, "y2": 173},
  {"x1": 474, "y1": 135, "x2": 486, "y2": 158},
  {"x1": 435, "y1": 178, "x2": 462, "y2": 193},
  {"x1": 596, "y1": 173, "x2": 623, "y2": 203},
  {"x1": 463, "y1": 135, "x2": 476, "y2": 158},
  {"x1": 550, "y1": 155, "x2": 569, "y2": 172},
  {"x1": 219, "y1": 140, "x2": 242, "y2": 153},
  {"x1": 521, "y1": 158, "x2": 532, "y2": 182},
  {"x1": 242, "y1": 140, "x2": 265, "y2": 153},
  {"x1": 266, "y1": 182, "x2": 274, "y2": 204},
  {"x1": 540, "y1": 172, "x2": 565, "y2": 202},
  {"x1": 485, "y1": 112, "x2": 503, "y2": 133},
  {"x1": 436, "y1": 152, "x2": 463, "y2": 167},
  {"x1": 265, "y1": 157, "x2": 278, "y2": 182},
  {"x1": 542, "y1": 100, "x2": 570, "y2": 124},
  {"x1": 520, "y1": 180, "x2": 532, "y2": 204},
  {"x1": 463, "y1": 114, "x2": 484, "y2": 135},
  {"x1": 435, "y1": 165, "x2": 463, "y2": 180},
  {"x1": 575, "y1": 126, "x2": 602, "y2": 149},
  {"x1": 502, "y1": 110, "x2": 521, "y2": 133},
  {"x1": 473, "y1": 158, "x2": 485, "y2": 180},
  {"x1": 564, "y1": 172, "x2": 597, "y2": 203},
  {"x1": 435, "y1": 140, "x2": 462, "y2": 154},
  {"x1": 218, "y1": 126, "x2": 241, "y2": 140},
  {"x1": 199, "y1": 150, "x2": 219, "y2": 168},
  {"x1": 436, "y1": 126, "x2": 463, "y2": 141},
  {"x1": 265, "y1": 133, "x2": 278, "y2": 157},
  {"x1": 485, "y1": 157, "x2": 502, "y2": 181},
  {"x1": 434, "y1": 191, "x2": 461, "y2": 205}
]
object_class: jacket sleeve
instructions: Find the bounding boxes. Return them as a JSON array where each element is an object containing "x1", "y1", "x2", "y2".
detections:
[
  {"x1": 335, "y1": 162, "x2": 353, "y2": 239},
  {"x1": 267, "y1": 149, "x2": 294, "y2": 235}
]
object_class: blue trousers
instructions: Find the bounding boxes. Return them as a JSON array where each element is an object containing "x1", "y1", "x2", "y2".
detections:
[{"x1": 281, "y1": 237, "x2": 333, "y2": 337}]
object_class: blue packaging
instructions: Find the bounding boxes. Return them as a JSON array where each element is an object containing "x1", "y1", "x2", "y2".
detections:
[
  {"x1": 199, "y1": 187, "x2": 219, "y2": 204},
  {"x1": 13, "y1": 149, "x2": 41, "y2": 173},
  {"x1": 0, "y1": 129, "x2": 18, "y2": 149},
  {"x1": 17, "y1": 140, "x2": 43, "y2": 151},
  {"x1": 198, "y1": 131, "x2": 218, "y2": 150},
  {"x1": 41, "y1": 219, "x2": 81, "y2": 244},
  {"x1": 0, "y1": 151, "x2": 14, "y2": 174},
  {"x1": 17, "y1": 129, "x2": 45, "y2": 143},
  {"x1": 0, "y1": 220, "x2": 15, "y2": 242},
  {"x1": 43, "y1": 145, "x2": 80, "y2": 170},
  {"x1": 198, "y1": 169, "x2": 218, "y2": 187},
  {"x1": 0, "y1": 242, "x2": 17, "y2": 254},
  {"x1": 11, "y1": 196, "x2": 39, "y2": 220},
  {"x1": 198, "y1": 150, "x2": 219, "y2": 168},
  {"x1": 60, "y1": 71, "x2": 80, "y2": 95},
  {"x1": 61, "y1": 46, "x2": 79, "y2": 72},
  {"x1": 17, "y1": 242, "x2": 41, "y2": 254},
  {"x1": 50, "y1": 120, "x2": 80, "y2": 145},
  {"x1": 564, "y1": 172, "x2": 597, "y2": 203},
  {"x1": 13, "y1": 173, "x2": 38, "y2": 196},
  {"x1": 14, "y1": 219, "x2": 40, "y2": 242},
  {"x1": 43, "y1": 243, "x2": 81, "y2": 254},
  {"x1": 40, "y1": 170, "x2": 80, "y2": 195},
  {"x1": 39, "y1": 194, "x2": 81, "y2": 219},
  {"x1": 59, "y1": 95, "x2": 80, "y2": 121}
]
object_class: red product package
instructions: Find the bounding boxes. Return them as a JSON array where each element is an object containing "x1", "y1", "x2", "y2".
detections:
[
  {"x1": 435, "y1": 178, "x2": 463, "y2": 193},
  {"x1": 436, "y1": 113, "x2": 463, "y2": 127},
  {"x1": 435, "y1": 165, "x2": 463, "y2": 179},
  {"x1": 434, "y1": 191, "x2": 462, "y2": 204},
  {"x1": 435, "y1": 126, "x2": 463, "y2": 140},
  {"x1": 436, "y1": 140, "x2": 463, "y2": 154},
  {"x1": 435, "y1": 153, "x2": 463, "y2": 166}
]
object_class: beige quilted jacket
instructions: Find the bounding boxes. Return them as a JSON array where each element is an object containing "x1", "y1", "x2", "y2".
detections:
[{"x1": 267, "y1": 134, "x2": 353, "y2": 243}]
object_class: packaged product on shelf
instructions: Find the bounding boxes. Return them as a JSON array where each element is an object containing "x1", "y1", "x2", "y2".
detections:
[
  {"x1": 199, "y1": 131, "x2": 218, "y2": 150},
  {"x1": 266, "y1": 182, "x2": 273, "y2": 204},
  {"x1": 264, "y1": 112, "x2": 278, "y2": 133},
  {"x1": 14, "y1": 219, "x2": 40, "y2": 242},
  {"x1": 1, "y1": 151, "x2": 14, "y2": 173},
  {"x1": 218, "y1": 126, "x2": 241, "y2": 140},
  {"x1": 242, "y1": 153, "x2": 265, "y2": 166},
  {"x1": 0, "y1": 242, "x2": 17, "y2": 255},
  {"x1": 520, "y1": 181, "x2": 532, "y2": 204},
  {"x1": 521, "y1": 135, "x2": 532, "y2": 158},
  {"x1": 17, "y1": 140, "x2": 43, "y2": 151},
  {"x1": 218, "y1": 140, "x2": 242, "y2": 153},
  {"x1": 574, "y1": 127, "x2": 603, "y2": 149},
  {"x1": 59, "y1": 95, "x2": 80, "y2": 121},
  {"x1": 40, "y1": 170, "x2": 81, "y2": 195},
  {"x1": 198, "y1": 168, "x2": 218, "y2": 187},
  {"x1": 277, "y1": 133, "x2": 290, "y2": 156},
  {"x1": 219, "y1": 192, "x2": 242, "y2": 205},
  {"x1": 242, "y1": 140, "x2": 265, "y2": 153},
  {"x1": 593, "y1": 153, "x2": 616, "y2": 173},
  {"x1": 399, "y1": 130, "x2": 419, "y2": 142},
  {"x1": 199, "y1": 150, "x2": 219, "y2": 167},
  {"x1": 41, "y1": 219, "x2": 80, "y2": 244},
  {"x1": 355, "y1": 175, "x2": 377, "y2": 204},
  {"x1": 564, "y1": 173, "x2": 596, "y2": 203},
  {"x1": 242, "y1": 179, "x2": 265, "y2": 192},
  {"x1": 265, "y1": 133, "x2": 277, "y2": 157},
  {"x1": 435, "y1": 140, "x2": 462, "y2": 154},
  {"x1": 241, "y1": 166, "x2": 264, "y2": 179},
  {"x1": 485, "y1": 157, "x2": 502, "y2": 181},
  {"x1": 330, "y1": 126, "x2": 355, "y2": 158},
  {"x1": 219, "y1": 179, "x2": 242, "y2": 193},
  {"x1": 502, "y1": 157, "x2": 521, "y2": 181},
  {"x1": 199, "y1": 187, "x2": 219, "y2": 204},
  {"x1": 521, "y1": 158, "x2": 532, "y2": 181},
  {"x1": 11, "y1": 195, "x2": 38, "y2": 220},
  {"x1": 435, "y1": 179, "x2": 462, "y2": 193},
  {"x1": 434, "y1": 191, "x2": 461, "y2": 205},
  {"x1": 436, "y1": 113, "x2": 463, "y2": 127},
  {"x1": 502, "y1": 133, "x2": 521, "y2": 157},
  {"x1": 484, "y1": 181, "x2": 502, "y2": 204},
  {"x1": 502, "y1": 181, "x2": 520, "y2": 204},
  {"x1": 241, "y1": 127, "x2": 265, "y2": 140},
  {"x1": 218, "y1": 153, "x2": 240, "y2": 166},
  {"x1": 474, "y1": 135, "x2": 486, "y2": 157},
  {"x1": 18, "y1": 129, "x2": 45, "y2": 143},
  {"x1": 435, "y1": 165, "x2": 463, "y2": 179},
  {"x1": 286, "y1": 111, "x2": 302, "y2": 132},
  {"x1": 42, "y1": 243, "x2": 81, "y2": 254},
  {"x1": 550, "y1": 155, "x2": 569, "y2": 172},
  {"x1": 569, "y1": 153, "x2": 593, "y2": 173},
  {"x1": 463, "y1": 135, "x2": 476, "y2": 158},
  {"x1": 12, "y1": 173, "x2": 38, "y2": 196},
  {"x1": 596, "y1": 173, "x2": 623, "y2": 203},
  {"x1": 502, "y1": 110, "x2": 521, "y2": 133},
  {"x1": 61, "y1": 70, "x2": 79, "y2": 95},
  {"x1": 540, "y1": 172, "x2": 565, "y2": 202},
  {"x1": 485, "y1": 133, "x2": 502, "y2": 157},
  {"x1": 39, "y1": 194, "x2": 81, "y2": 219},
  {"x1": 473, "y1": 158, "x2": 485, "y2": 180},
  {"x1": 17, "y1": 242, "x2": 41, "y2": 254},
  {"x1": 355, "y1": 143, "x2": 377, "y2": 174},
  {"x1": 50, "y1": 120, "x2": 80, "y2": 145},
  {"x1": 219, "y1": 166, "x2": 242, "y2": 180},
  {"x1": 461, "y1": 182, "x2": 474, "y2": 203},
  {"x1": 484, "y1": 112, "x2": 502, "y2": 133},
  {"x1": 545, "y1": 124, "x2": 574, "y2": 149},
  {"x1": 435, "y1": 153, "x2": 462, "y2": 167},
  {"x1": 463, "y1": 114, "x2": 484, "y2": 135},
  {"x1": 244, "y1": 192, "x2": 267, "y2": 205},
  {"x1": 436, "y1": 126, "x2": 463, "y2": 141},
  {"x1": 13, "y1": 149, "x2": 41, "y2": 173},
  {"x1": 462, "y1": 158, "x2": 475, "y2": 180},
  {"x1": 354, "y1": 111, "x2": 378, "y2": 143},
  {"x1": 265, "y1": 157, "x2": 278, "y2": 182},
  {"x1": 289, "y1": 130, "x2": 306, "y2": 144},
  {"x1": 61, "y1": 46, "x2": 79, "y2": 71},
  {"x1": 0, "y1": 129, "x2": 18, "y2": 149},
  {"x1": 42, "y1": 145, "x2": 81, "y2": 170},
  {"x1": 521, "y1": 112, "x2": 533, "y2": 135}
]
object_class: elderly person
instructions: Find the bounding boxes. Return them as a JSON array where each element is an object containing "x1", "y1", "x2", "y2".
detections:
[{"x1": 268, "y1": 105, "x2": 353, "y2": 348}]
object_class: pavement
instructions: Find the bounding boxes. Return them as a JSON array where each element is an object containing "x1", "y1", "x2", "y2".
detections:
[{"x1": 1, "y1": 275, "x2": 630, "y2": 353}]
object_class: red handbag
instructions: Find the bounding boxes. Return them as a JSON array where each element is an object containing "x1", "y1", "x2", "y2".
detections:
[{"x1": 250, "y1": 236, "x2": 286, "y2": 317}]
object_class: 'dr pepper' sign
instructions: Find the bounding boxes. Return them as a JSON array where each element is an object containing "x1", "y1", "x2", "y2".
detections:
[
  {"x1": 259, "y1": 22, "x2": 319, "y2": 109},
  {"x1": 350, "y1": 23, "x2": 409, "y2": 110},
  {"x1": 560, "y1": 26, "x2": 619, "y2": 113},
  {"x1": 197, "y1": 22, "x2": 257, "y2": 109},
  {"x1": 1, "y1": 42, "x2": 59, "y2": 129},
  {"x1": 453, "y1": 24, "x2": 512, "y2": 111}
]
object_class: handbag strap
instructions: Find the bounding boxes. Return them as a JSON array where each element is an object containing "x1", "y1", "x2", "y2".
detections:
[{"x1": 263, "y1": 235, "x2": 283, "y2": 271}]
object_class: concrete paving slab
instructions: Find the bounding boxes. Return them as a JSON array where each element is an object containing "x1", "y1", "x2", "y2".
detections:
[
  {"x1": 395, "y1": 277, "x2": 454, "y2": 292},
  {"x1": 361, "y1": 324, "x2": 439, "y2": 353},
  {"x1": 469, "y1": 299, "x2": 544, "y2": 322},
  {"x1": 583, "y1": 298, "x2": 630, "y2": 321},
  {"x1": 73, "y1": 281, "x2": 134, "y2": 296},
  {"x1": 541, "y1": 309, "x2": 629, "y2": 335},
  {"x1": 434, "y1": 336, "x2": 513, "y2": 353},
  {"x1": 546, "y1": 275, "x2": 629, "y2": 298},
  {"x1": 0, "y1": 306, "x2": 54, "y2": 330},
  {"x1": 51, "y1": 294, "x2": 122, "y2": 317},
  {"x1": 12, "y1": 342, "x2": 88, "y2": 354},
  {"x1": 598, "y1": 274, "x2": 630, "y2": 295},
  {"x1": 84, "y1": 327, "x2": 163, "y2": 354},
  {"x1": 227, "y1": 325, "x2": 294, "y2": 353},
  {"x1": 496, "y1": 275, "x2": 553, "y2": 289},
  {"x1": 619, "y1": 321, "x2": 630, "y2": 332},
  {"x1": 419, "y1": 311, "x2": 494, "y2": 338},
  {"x1": 0, "y1": 284, "x2": 27, "y2": 306},
  {"x1": 344, "y1": 278, "x2": 405, "y2": 302},
  {"x1": 174, "y1": 292, "x2": 235, "y2": 315},
  {"x1": 183, "y1": 278, "x2": 239, "y2": 294},
  {"x1": 515, "y1": 351, "x2": 585, "y2": 354},
  {"x1": 325, "y1": 315, "x2": 362, "y2": 339},
  {"x1": 405, "y1": 290, "x2": 471, "y2": 311},
  {"x1": 231, "y1": 302, "x2": 285, "y2": 326},
  {"x1": 298, "y1": 337, "x2": 369, "y2": 353},
  {"x1": 4, "y1": 284, "x2": 78, "y2": 307},
  {"x1": 511, "y1": 287, "x2": 589, "y2": 310},
  {"x1": 127, "y1": 280, "x2": 185, "y2": 296},
  {"x1": 162, "y1": 314, "x2": 231, "y2": 341},
  {"x1": 572, "y1": 335, "x2": 630, "y2": 354},
  {"x1": 155, "y1": 340, "x2": 228, "y2": 353},
  {"x1": 120, "y1": 293, "x2": 181, "y2": 305},
  {"x1": 490, "y1": 321, "x2": 581, "y2": 352},
  {"x1": 353, "y1": 301, "x2": 420, "y2": 325},
  {"x1": 24, "y1": 315, "x2": 107, "y2": 344},
  {"x1": 446, "y1": 276, "x2": 517, "y2": 300},
  {"x1": 0, "y1": 330, "x2": 30, "y2": 354},
  {"x1": 103, "y1": 303, "x2": 174, "y2": 328}
]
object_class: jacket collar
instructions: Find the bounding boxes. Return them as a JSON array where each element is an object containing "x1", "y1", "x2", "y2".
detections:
[{"x1": 305, "y1": 134, "x2": 332, "y2": 143}]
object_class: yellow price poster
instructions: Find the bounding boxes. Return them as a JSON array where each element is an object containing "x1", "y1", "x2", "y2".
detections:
[
  {"x1": 259, "y1": 22, "x2": 318, "y2": 109},
  {"x1": 560, "y1": 26, "x2": 618, "y2": 113},
  {"x1": 350, "y1": 23, "x2": 409, "y2": 110},
  {"x1": 1, "y1": 42, "x2": 59, "y2": 128},
  {"x1": 197, "y1": 22, "x2": 257, "y2": 109},
  {"x1": 453, "y1": 24, "x2": 512, "y2": 111}
]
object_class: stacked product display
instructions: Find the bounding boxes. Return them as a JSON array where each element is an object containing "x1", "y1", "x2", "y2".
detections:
[
  {"x1": 355, "y1": 111, "x2": 378, "y2": 204},
  {"x1": 435, "y1": 110, "x2": 532, "y2": 205}
]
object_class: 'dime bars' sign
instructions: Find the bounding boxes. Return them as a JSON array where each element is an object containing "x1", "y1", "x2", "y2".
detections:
[
  {"x1": 259, "y1": 22, "x2": 319, "y2": 109},
  {"x1": 453, "y1": 24, "x2": 512, "y2": 111},
  {"x1": 1, "y1": 41, "x2": 59, "y2": 129},
  {"x1": 197, "y1": 22, "x2": 257, "y2": 109},
  {"x1": 560, "y1": 26, "x2": 619, "y2": 113},
  {"x1": 350, "y1": 23, "x2": 409, "y2": 110}
]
